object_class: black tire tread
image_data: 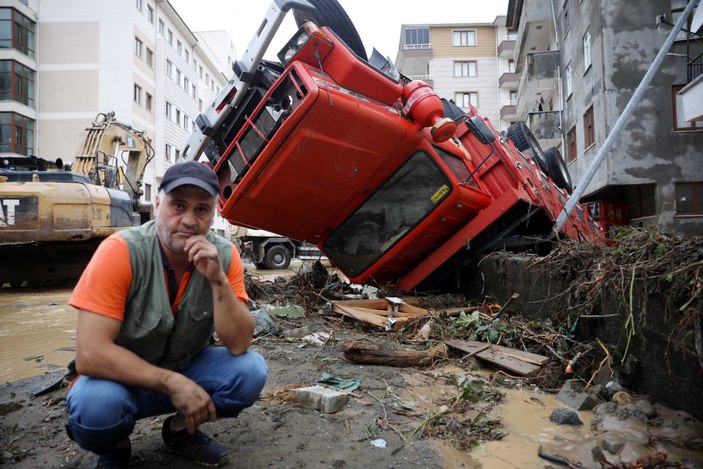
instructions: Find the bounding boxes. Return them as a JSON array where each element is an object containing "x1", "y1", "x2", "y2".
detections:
[
  {"x1": 506, "y1": 122, "x2": 549, "y2": 174},
  {"x1": 262, "y1": 245, "x2": 292, "y2": 270},
  {"x1": 544, "y1": 147, "x2": 573, "y2": 193},
  {"x1": 293, "y1": 0, "x2": 367, "y2": 60}
]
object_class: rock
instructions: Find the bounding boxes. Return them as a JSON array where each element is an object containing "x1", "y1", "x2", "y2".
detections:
[
  {"x1": 604, "y1": 381, "x2": 627, "y2": 399},
  {"x1": 268, "y1": 305, "x2": 305, "y2": 318},
  {"x1": 633, "y1": 399, "x2": 657, "y2": 419},
  {"x1": 556, "y1": 380, "x2": 599, "y2": 411},
  {"x1": 612, "y1": 391, "x2": 633, "y2": 405},
  {"x1": 295, "y1": 385, "x2": 349, "y2": 413},
  {"x1": 0, "y1": 400, "x2": 22, "y2": 416},
  {"x1": 615, "y1": 404, "x2": 648, "y2": 422},
  {"x1": 601, "y1": 439, "x2": 625, "y2": 454},
  {"x1": 549, "y1": 407, "x2": 583, "y2": 426}
]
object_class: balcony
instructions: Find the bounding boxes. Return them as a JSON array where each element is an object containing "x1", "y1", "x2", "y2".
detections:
[
  {"x1": 528, "y1": 110, "x2": 561, "y2": 149},
  {"x1": 516, "y1": 50, "x2": 560, "y2": 116},
  {"x1": 395, "y1": 44, "x2": 433, "y2": 80},
  {"x1": 500, "y1": 102, "x2": 519, "y2": 121},
  {"x1": 499, "y1": 70, "x2": 519, "y2": 89},
  {"x1": 498, "y1": 38, "x2": 516, "y2": 58}
]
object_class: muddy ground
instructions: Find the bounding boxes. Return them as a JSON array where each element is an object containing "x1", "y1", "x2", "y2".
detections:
[{"x1": 2, "y1": 305, "x2": 703, "y2": 469}]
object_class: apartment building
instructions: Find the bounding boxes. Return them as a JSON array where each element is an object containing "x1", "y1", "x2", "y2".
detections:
[
  {"x1": 0, "y1": 0, "x2": 234, "y2": 236},
  {"x1": 395, "y1": 18, "x2": 517, "y2": 132},
  {"x1": 507, "y1": 0, "x2": 703, "y2": 235}
]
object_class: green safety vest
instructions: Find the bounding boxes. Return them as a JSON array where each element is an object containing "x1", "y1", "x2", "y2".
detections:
[{"x1": 116, "y1": 220, "x2": 232, "y2": 370}]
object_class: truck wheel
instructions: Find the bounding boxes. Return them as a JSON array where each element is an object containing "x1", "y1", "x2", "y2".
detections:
[
  {"x1": 262, "y1": 245, "x2": 292, "y2": 269},
  {"x1": 507, "y1": 122, "x2": 550, "y2": 175},
  {"x1": 293, "y1": 0, "x2": 368, "y2": 60},
  {"x1": 544, "y1": 147, "x2": 573, "y2": 193}
]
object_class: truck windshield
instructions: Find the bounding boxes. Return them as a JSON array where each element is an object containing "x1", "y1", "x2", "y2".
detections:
[{"x1": 323, "y1": 150, "x2": 451, "y2": 276}]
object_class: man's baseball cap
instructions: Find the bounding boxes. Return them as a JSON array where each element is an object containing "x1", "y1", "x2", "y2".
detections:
[{"x1": 159, "y1": 161, "x2": 219, "y2": 197}]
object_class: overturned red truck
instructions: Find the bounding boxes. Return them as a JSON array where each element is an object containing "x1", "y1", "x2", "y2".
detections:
[{"x1": 184, "y1": 0, "x2": 602, "y2": 291}]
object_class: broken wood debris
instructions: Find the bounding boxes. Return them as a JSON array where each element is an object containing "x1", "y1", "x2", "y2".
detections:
[
  {"x1": 446, "y1": 339, "x2": 549, "y2": 376},
  {"x1": 331, "y1": 297, "x2": 428, "y2": 331},
  {"x1": 341, "y1": 339, "x2": 447, "y2": 367}
]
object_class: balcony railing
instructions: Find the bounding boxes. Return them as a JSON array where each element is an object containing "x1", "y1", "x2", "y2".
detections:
[
  {"x1": 403, "y1": 43, "x2": 431, "y2": 50},
  {"x1": 689, "y1": 52, "x2": 703, "y2": 83}
]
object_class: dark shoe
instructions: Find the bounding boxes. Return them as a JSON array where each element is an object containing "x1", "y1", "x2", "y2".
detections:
[
  {"x1": 162, "y1": 415, "x2": 228, "y2": 467},
  {"x1": 93, "y1": 439, "x2": 131, "y2": 469}
]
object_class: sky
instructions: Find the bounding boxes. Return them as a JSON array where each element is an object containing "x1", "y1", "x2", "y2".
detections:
[{"x1": 169, "y1": 0, "x2": 510, "y2": 62}]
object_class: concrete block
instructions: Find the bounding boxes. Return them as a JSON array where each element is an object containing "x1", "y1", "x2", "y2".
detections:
[
  {"x1": 556, "y1": 380, "x2": 599, "y2": 411},
  {"x1": 282, "y1": 326, "x2": 311, "y2": 339},
  {"x1": 296, "y1": 385, "x2": 349, "y2": 413}
]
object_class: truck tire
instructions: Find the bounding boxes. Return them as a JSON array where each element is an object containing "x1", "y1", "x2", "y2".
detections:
[
  {"x1": 293, "y1": 0, "x2": 367, "y2": 60},
  {"x1": 262, "y1": 245, "x2": 292, "y2": 269},
  {"x1": 507, "y1": 122, "x2": 550, "y2": 175},
  {"x1": 544, "y1": 147, "x2": 573, "y2": 193}
]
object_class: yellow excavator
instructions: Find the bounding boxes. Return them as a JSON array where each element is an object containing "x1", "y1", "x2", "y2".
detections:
[{"x1": 0, "y1": 112, "x2": 154, "y2": 286}]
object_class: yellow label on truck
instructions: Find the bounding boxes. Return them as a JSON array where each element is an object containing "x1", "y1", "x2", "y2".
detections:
[{"x1": 431, "y1": 184, "x2": 450, "y2": 204}]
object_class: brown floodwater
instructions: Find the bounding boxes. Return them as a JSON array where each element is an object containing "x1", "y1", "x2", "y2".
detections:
[{"x1": 0, "y1": 288, "x2": 77, "y2": 382}]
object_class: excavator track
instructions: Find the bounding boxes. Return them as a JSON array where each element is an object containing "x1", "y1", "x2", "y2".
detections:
[{"x1": 0, "y1": 239, "x2": 103, "y2": 288}]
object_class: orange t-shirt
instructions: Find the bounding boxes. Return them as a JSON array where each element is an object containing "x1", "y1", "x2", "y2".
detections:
[{"x1": 69, "y1": 234, "x2": 249, "y2": 321}]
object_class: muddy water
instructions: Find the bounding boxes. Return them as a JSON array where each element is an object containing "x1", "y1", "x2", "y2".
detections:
[{"x1": 0, "y1": 288, "x2": 77, "y2": 382}]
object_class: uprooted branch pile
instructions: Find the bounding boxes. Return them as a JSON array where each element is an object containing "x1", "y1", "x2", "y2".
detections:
[{"x1": 533, "y1": 226, "x2": 703, "y2": 369}]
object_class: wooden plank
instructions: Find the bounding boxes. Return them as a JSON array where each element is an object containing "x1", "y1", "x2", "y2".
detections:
[
  {"x1": 332, "y1": 305, "x2": 412, "y2": 331},
  {"x1": 445, "y1": 339, "x2": 547, "y2": 376}
]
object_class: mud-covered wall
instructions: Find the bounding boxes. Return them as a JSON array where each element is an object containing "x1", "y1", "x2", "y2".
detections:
[
  {"x1": 460, "y1": 252, "x2": 703, "y2": 421},
  {"x1": 557, "y1": 0, "x2": 703, "y2": 236}
]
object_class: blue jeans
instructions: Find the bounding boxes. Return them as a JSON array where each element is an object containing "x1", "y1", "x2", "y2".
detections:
[{"x1": 66, "y1": 346, "x2": 268, "y2": 455}]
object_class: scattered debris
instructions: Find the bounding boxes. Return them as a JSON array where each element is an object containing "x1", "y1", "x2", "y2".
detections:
[
  {"x1": 332, "y1": 298, "x2": 428, "y2": 331},
  {"x1": 341, "y1": 340, "x2": 447, "y2": 367},
  {"x1": 316, "y1": 372, "x2": 360, "y2": 392},
  {"x1": 556, "y1": 380, "x2": 599, "y2": 411},
  {"x1": 268, "y1": 305, "x2": 305, "y2": 318},
  {"x1": 445, "y1": 339, "x2": 548, "y2": 376},
  {"x1": 30, "y1": 372, "x2": 65, "y2": 397},
  {"x1": 251, "y1": 308, "x2": 279, "y2": 337},
  {"x1": 295, "y1": 385, "x2": 349, "y2": 413},
  {"x1": 369, "y1": 439, "x2": 387, "y2": 448}
]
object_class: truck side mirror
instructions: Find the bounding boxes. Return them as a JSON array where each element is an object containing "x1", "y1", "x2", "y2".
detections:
[{"x1": 466, "y1": 116, "x2": 495, "y2": 145}]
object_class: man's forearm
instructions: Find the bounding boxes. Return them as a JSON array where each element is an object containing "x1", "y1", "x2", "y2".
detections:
[{"x1": 211, "y1": 272, "x2": 254, "y2": 355}]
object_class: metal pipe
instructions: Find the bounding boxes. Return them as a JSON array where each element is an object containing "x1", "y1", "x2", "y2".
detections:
[{"x1": 555, "y1": 0, "x2": 700, "y2": 231}]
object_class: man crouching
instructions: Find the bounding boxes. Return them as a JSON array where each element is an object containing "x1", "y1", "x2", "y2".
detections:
[{"x1": 65, "y1": 161, "x2": 268, "y2": 468}]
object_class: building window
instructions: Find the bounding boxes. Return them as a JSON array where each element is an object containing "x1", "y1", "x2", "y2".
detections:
[
  {"x1": 144, "y1": 183, "x2": 152, "y2": 201},
  {"x1": 158, "y1": 19, "x2": 164, "y2": 35},
  {"x1": 509, "y1": 90, "x2": 517, "y2": 104},
  {"x1": 0, "y1": 8, "x2": 36, "y2": 59},
  {"x1": 199, "y1": 65, "x2": 203, "y2": 78},
  {"x1": 183, "y1": 77, "x2": 189, "y2": 93},
  {"x1": 183, "y1": 115, "x2": 189, "y2": 130},
  {"x1": 175, "y1": 149, "x2": 181, "y2": 161},
  {"x1": 165, "y1": 143, "x2": 171, "y2": 161},
  {"x1": 455, "y1": 92, "x2": 478, "y2": 108},
  {"x1": 184, "y1": 49, "x2": 189, "y2": 62},
  {"x1": 135, "y1": 0, "x2": 142, "y2": 11},
  {"x1": 177, "y1": 40, "x2": 182, "y2": 55},
  {"x1": 583, "y1": 105, "x2": 595, "y2": 148},
  {"x1": 583, "y1": 29, "x2": 591, "y2": 71},
  {"x1": 167, "y1": 29, "x2": 173, "y2": 45},
  {"x1": 176, "y1": 109, "x2": 181, "y2": 125},
  {"x1": 567, "y1": 126, "x2": 577, "y2": 162},
  {"x1": 565, "y1": 62, "x2": 573, "y2": 97},
  {"x1": 192, "y1": 84, "x2": 197, "y2": 100},
  {"x1": 145, "y1": 92, "x2": 152, "y2": 111},
  {"x1": 0, "y1": 112, "x2": 33, "y2": 155},
  {"x1": 147, "y1": 5, "x2": 154, "y2": 24},
  {"x1": 0, "y1": 60, "x2": 35, "y2": 107},
  {"x1": 166, "y1": 60, "x2": 173, "y2": 79},
  {"x1": 507, "y1": 59, "x2": 515, "y2": 73},
  {"x1": 176, "y1": 69, "x2": 181, "y2": 85},
  {"x1": 452, "y1": 30, "x2": 477, "y2": 47},
  {"x1": 165, "y1": 101, "x2": 172, "y2": 119},
  {"x1": 133, "y1": 83, "x2": 142, "y2": 104},
  {"x1": 146, "y1": 48, "x2": 153, "y2": 67},
  {"x1": 454, "y1": 61, "x2": 477, "y2": 77},
  {"x1": 134, "y1": 36, "x2": 143, "y2": 57},
  {"x1": 672, "y1": 84, "x2": 703, "y2": 131},
  {"x1": 675, "y1": 182, "x2": 703, "y2": 214},
  {"x1": 404, "y1": 27, "x2": 429, "y2": 49}
]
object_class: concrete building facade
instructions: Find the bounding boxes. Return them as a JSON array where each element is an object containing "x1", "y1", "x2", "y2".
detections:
[
  {"x1": 1, "y1": 0, "x2": 235, "y2": 236},
  {"x1": 395, "y1": 18, "x2": 518, "y2": 132},
  {"x1": 507, "y1": 0, "x2": 703, "y2": 236}
]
